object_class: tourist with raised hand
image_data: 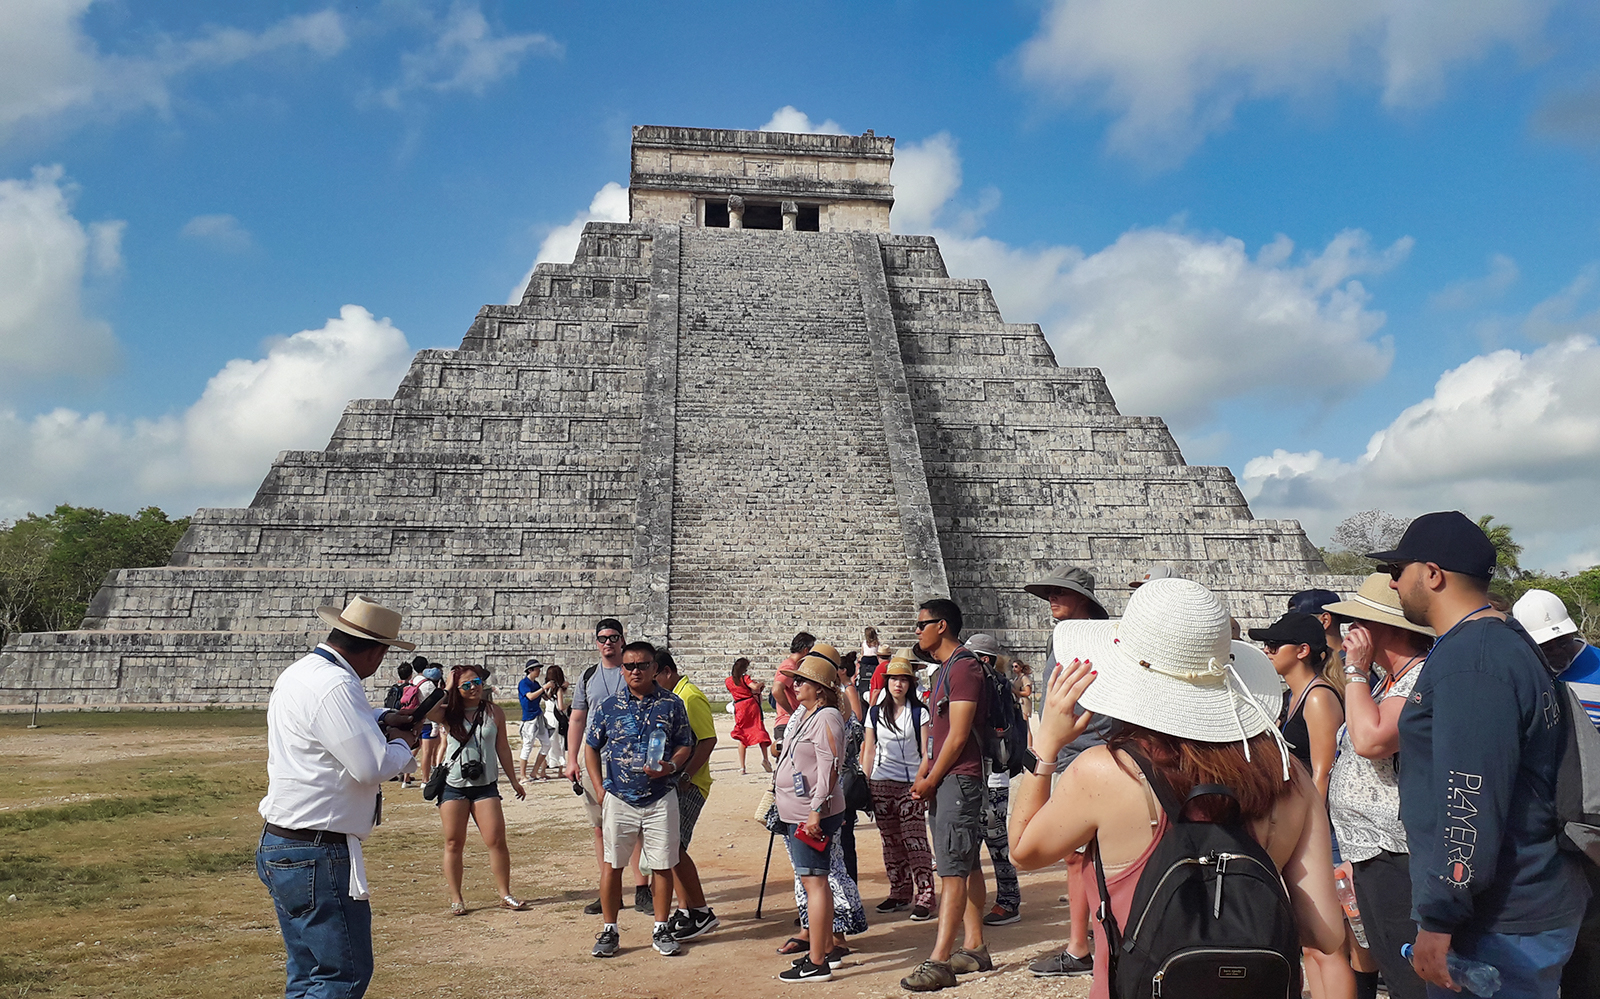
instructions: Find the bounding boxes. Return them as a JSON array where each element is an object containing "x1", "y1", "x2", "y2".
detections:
[
  {"x1": 1325, "y1": 574, "x2": 1435, "y2": 999},
  {"x1": 426, "y1": 664, "x2": 527, "y2": 915},
  {"x1": 902, "y1": 598, "x2": 992, "y2": 992},
  {"x1": 1370, "y1": 513, "x2": 1588, "y2": 997},
  {"x1": 772, "y1": 643, "x2": 850, "y2": 983},
  {"x1": 257, "y1": 597, "x2": 421, "y2": 999},
  {"x1": 861, "y1": 653, "x2": 935, "y2": 920},
  {"x1": 726, "y1": 657, "x2": 773, "y2": 774},
  {"x1": 1008, "y1": 579, "x2": 1346, "y2": 999},
  {"x1": 584, "y1": 641, "x2": 695, "y2": 959}
]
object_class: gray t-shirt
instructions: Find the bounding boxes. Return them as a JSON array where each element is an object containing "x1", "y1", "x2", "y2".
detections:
[{"x1": 570, "y1": 661, "x2": 626, "y2": 716}]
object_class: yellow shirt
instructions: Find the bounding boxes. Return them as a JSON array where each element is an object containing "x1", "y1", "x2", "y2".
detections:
[{"x1": 673, "y1": 677, "x2": 716, "y2": 798}]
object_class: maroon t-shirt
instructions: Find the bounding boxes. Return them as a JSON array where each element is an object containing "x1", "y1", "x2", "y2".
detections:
[{"x1": 929, "y1": 646, "x2": 985, "y2": 778}]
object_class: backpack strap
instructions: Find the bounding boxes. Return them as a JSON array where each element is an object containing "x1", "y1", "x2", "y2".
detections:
[
  {"x1": 1120, "y1": 746, "x2": 1184, "y2": 821},
  {"x1": 1091, "y1": 837, "x2": 1122, "y2": 985}
]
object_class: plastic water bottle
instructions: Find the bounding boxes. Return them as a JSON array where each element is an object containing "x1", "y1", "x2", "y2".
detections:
[
  {"x1": 1401, "y1": 943, "x2": 1502, "y2": 996},
  {"x1": 1333, "y1": 862, "x2": 1369, "y2": 949},
  {"x1": 646, "y1": 728, "x2": 667, "y2": 768}
]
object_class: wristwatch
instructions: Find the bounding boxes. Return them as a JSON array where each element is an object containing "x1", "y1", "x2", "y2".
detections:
[
  {"x1": 1344, "y1": 664, "x2": 1371, "y2": 683},
  {"x1": 1021, "y1": 748, "x2": 1057, "y2": 777}
]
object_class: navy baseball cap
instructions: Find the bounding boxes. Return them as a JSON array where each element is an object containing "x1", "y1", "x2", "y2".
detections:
[
  {"x1": 1366, "y1": 511, "x2": 1497, "y2": 580},
  {"x1": 1287, "y1": 589, "x2": 1342, "y2": 616}
]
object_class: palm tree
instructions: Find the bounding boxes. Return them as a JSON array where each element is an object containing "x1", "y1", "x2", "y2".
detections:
[{"x1": 1476, "y1": 515, "x2": 1524, "y2": 581}]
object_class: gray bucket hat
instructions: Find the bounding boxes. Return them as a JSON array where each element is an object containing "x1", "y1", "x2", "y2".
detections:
[
  {"x1": 965, "y1": 633, "x2": 1002, "y2": 657},
  {"x1": 1024, "y1": 565, "x2": 1109, "y2": 620}
]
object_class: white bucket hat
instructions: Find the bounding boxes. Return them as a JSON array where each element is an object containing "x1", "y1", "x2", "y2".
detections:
[
  {"x1": 1513, "y1": 589, "x2": 1579, "y2": 643},
  {"x1": 1055, "y1": 578, "x2": 1290, "y2": 777}
]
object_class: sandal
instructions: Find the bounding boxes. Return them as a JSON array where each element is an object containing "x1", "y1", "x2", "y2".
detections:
[
  {"x1": 449, "y1": 901, "x2": 467, "y2": 916},
  {"x1": 499, "y1": 895, "x2": 530, "y2": 911},
  {"x1": 776, "y1": 936, "x2": 809, "y2": 955}
]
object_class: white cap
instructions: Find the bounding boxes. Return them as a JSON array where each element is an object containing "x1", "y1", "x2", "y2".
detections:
[{"x1": 1512, "y1": 589, "x2": 1578, "y2": 643}]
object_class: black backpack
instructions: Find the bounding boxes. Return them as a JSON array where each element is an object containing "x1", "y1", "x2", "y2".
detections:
[
  {"x1": 383, "y1": 683, "x2": 405, "y2": 710},
  {"x1": 977, "y1": 660, "x2": 1028, "y2": 777},
  {"x1": 1093, "y1": 749, "x2": 1301, "y2": 999}
]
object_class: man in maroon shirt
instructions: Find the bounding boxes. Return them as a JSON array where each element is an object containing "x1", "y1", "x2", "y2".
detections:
[{"x1": 902, "y1": 598, "x2": 990, "y2": 992}]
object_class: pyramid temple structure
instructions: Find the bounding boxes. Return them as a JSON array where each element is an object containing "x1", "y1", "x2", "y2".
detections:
[{"x1": 0, "y1": 125, "x2": 1340, "y2": 706}]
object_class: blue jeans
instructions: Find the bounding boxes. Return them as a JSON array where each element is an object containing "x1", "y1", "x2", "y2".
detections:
[
  {"x1": 1425, "y1": 922, "x2": 1581, "y2": 999},
  {"x1": 256, "y1": 831, "x2": 374, "y2": 999}
]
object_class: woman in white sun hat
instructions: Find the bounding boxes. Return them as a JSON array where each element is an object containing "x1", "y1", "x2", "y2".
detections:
[{"x1": 1008, "y1": 578, "x2": 1345, "y2": 999}]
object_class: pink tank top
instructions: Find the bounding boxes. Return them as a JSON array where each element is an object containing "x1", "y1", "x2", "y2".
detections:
[{"x1": 1090, "y1": 809, "x2": 1170, "y2": 999}]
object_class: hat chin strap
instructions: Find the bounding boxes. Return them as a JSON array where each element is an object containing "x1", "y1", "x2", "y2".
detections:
[{"x1": 1222, "y1": 662, "x2": 1293, "y2": 782}]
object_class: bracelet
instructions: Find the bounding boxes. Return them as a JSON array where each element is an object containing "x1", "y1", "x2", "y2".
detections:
[
  {"x1": 1032, "y1": 760, "x2": 1058, "y2": 777},
  {"x1": 1344, "y1": 673, "x2": 1370, "y2": 683}
]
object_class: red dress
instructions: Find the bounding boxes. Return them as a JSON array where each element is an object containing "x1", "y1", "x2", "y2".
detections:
[{"x1": 725, "y1": 676, "x2": 771, "y2": 747}]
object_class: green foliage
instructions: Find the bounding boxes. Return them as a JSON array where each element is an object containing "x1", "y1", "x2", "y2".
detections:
[
  {"x1": 1504, "y1": 568, "x2": 1600, "y2": 643},
  {"x1": 1318, "y1": 547, "x2": 1378, "y2": 576},
  {"x1": 0, "y1": 505, "x2": 189, "y2": 645},
  {"x1": 1476, "y1": 514, "x2": 1525, "y2": 581}
]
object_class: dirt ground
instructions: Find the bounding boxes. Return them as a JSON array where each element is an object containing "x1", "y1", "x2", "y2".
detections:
[{"x1": 0, "y1": 709, "x2": 1092, "y2": 999}]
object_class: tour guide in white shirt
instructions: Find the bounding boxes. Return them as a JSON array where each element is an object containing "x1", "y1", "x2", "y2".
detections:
[{"x1": 257, "y1": 596, "x2": 421, "y2": 999}]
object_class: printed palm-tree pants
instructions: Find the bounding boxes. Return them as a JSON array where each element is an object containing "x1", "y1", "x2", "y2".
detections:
[{"x1": 868, "y1": 778, "x2": 935, "y2": 909}]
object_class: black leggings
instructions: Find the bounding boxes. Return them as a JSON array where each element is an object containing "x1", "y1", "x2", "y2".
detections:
[{"x1": 1350, "y1": 850, "x2": 1426, "y2": 999}]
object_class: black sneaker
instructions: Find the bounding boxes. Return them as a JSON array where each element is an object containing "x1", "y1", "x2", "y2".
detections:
[
  {"x1": 909, "y1": 905, "x2": 933, "y2": 921},
  {"x1": 778, "y1": 956, "x2": 832, "y2": 983},
  {"x1": 1029, "y1": 949, "x2": 1093, "y2": 977},
  {"x1": 794, "y1": 946, "x2": 850, "y2": 970},
  {"x1": 652, "y1": 925, "x2": 682, "y2": 956},
  {"x1": 592, "y1": 927, "x2": 619, "y2": 958},
  {"x1": 634, "y1": 884, "x2": 654, "y2": 914},
  {"x1": 583, "y1": 897, "x2": 603, "y2": 916},
  {"x1": 673, "y1": 908, "x2": 720, "y2": 941},
  {"x1": 983, "y1": 903, "x2": 1021, "y2": 926},
  {"x1": 875, "y1": 897, "x2": 910, "y2": 913}
]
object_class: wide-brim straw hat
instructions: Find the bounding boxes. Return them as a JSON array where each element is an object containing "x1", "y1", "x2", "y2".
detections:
[
  {"x1": 315, "y1": 595, "x2": 416, "y2": 651},
  {"x1": 884, "y1": 657, "x2": 917, "y2": 678},
  {"x1": 1059, "y1": 578, "x2": 1278, "y2": 744},
  {"x1": 781, "y1": 642, "x2": 842, "y2": 688},
  {"x1": 1322, "y1": 573, "x2": 1436, "y2": 637}
]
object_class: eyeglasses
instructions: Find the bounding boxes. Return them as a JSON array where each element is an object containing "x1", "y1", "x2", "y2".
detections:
[
  {"x1": 459, "y1": 679, "x2": 484, "y2": 691},
  {"x1": 913, "y1": 618, "x2": 941, "y2": 631},
  {"x1": 620, "y1": 661, "x2": 653, "y2": 672},
  {"x1": 1382, "y1": 561, "x2": 1416, "y2": 581},
  {"x1": 597, "y1": 634, "x2": 623, "y2": 644}
]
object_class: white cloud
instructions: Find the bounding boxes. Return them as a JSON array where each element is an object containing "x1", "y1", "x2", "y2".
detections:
[
  {"x1": 0, "y1": 305, "x2": 414, "y2": 518},
  {"x1": 1017, "y1": 0, "x2": 1555, "y2": 166},
  {"x1": 381, "y1": 2, "x2": 560, "y2": 108},
  {"x1": 0, "y1": 4, "x2": 346, "y2": 142},
  {"x1": 760, "y1": 106, "x2": 845, "y2": 134},
  {"x1": 0, "y1": 165, "x2": 121, "y2": 381},
  {"x1": 890, "y1": 133, "x2": 963, "y2": 234},
  {"x1": 180, "y1": 213, "x2": 252, "y2": 252},
  {"x1": 1431, "y1": 252, "x2": 1520, "y2": 310},
  {"x1": 1243, "y1": 332, "x2": 1600, "y2": 569},
  {"x1": 506, "y1": 181, "x2": 629, "y2": 303}
]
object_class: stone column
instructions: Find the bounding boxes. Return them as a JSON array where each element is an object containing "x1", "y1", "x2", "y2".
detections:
[
  {"x1": 781, "y1": 200, "x2": 798, "y2": 231},
  {"x1": 727, "y1": 195, "x2": 744, "y2": 230}
]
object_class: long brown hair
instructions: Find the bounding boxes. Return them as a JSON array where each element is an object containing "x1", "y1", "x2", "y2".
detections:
[
  {"x1": 443, "y1": 665, "x2": 492, "y2": 742},
  {"x1": 545, "y1": 665, "x2": 567, "y2": 691},
  {"x1": 1106, "y1": 725, "x2": 1294, "y2": 823},
  {"x1": 731, "y1": 656, "x2": 750, "y2": 679}
]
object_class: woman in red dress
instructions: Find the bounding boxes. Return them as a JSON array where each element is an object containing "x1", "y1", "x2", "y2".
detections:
[{"x1": 725, "y1": 656, "x2": 773, "y2": 773}]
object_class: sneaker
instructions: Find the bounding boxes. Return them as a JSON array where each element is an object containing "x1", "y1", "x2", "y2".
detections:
[
  {"x1": 672, "y1": 908, "x2": 720, "y2": 941},
  {"x1": 900, "y1": 960, "x2": 957, "y2": 992},
  {"x1": 982, "y1": 904, "x2": 1020, "y2": 926},
  {"x1": 790, "y1": 946, "x2": 849, "y2": 970},
  {"x1": 634, "y1": 884, "x2": 654, "y2": 914},
  {"x1": 950, "y1": 944, "x2": 993, "y2": 974},
  {"x1": 875, "y1": 897, "x2": 911, "y2": 913},
  {"x1": 652, "y1": 925, "x2": 682, "y2": 956},
  {"x1": 1029, "y1": 949, "x2": 1093, "y2": 977},
  {"x1": 592, "y1": 928, "x2": 619, "y2": 958},
  {"x1": 909, "y1": 905, "x2": 933, "y2": 921},
  {"x1": 778, "y1": 956, "x2": 832, "y2": 983}
]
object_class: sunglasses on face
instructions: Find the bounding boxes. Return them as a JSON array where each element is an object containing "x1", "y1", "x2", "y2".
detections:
[
  {"x1": 597, "y1": 634, "x2": 623, "y2": 644},
  {"x1": 620, "y1": 661, "x2": 654, "y2": 672},
  {"x1": 913, "y1": 618, "x2": 941, "y2": 631},
  {"x1": 459, "y1": 679, "x2": 484, "y2": 691}
]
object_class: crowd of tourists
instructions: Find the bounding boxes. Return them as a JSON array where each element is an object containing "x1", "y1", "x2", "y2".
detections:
[{"x1": 254, "y1": 509, "x2": 1600, "y2": 998}]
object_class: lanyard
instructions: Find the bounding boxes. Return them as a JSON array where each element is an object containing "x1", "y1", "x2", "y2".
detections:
[
  {"x1": 1435, "y1": 604, "x2": 1494, "y2": 645},
  {"x1": 1374, "y1": 654, "x2": 1424, "y2": 700}
]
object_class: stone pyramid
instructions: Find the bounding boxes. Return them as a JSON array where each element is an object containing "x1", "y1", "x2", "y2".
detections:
[{"x1": 0, "y1": 125, "x2": 1340, "y2": 706}]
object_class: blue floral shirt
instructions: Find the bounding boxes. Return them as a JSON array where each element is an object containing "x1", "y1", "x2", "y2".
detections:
[{"x1": 585, "y1": 685, "x2": 695, "y2": 806}]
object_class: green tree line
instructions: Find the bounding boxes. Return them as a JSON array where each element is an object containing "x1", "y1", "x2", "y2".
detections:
[{"x1": 0, "y1": 505, "x2": 189, "y2": 646}]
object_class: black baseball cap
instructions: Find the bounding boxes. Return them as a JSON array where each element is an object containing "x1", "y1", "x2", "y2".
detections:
[
  {"x1": 1248, "y1": 612, "x2": 1327, "y2": 648},
  {"x1": 1366, "y1": 511, "x2": 1497, "y2": 580},
  {"x1": 1287, "y1": 589, "x2": 1342, "y2": 616}
]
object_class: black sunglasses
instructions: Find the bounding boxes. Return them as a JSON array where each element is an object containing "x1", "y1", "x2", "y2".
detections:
[
  {"x1": 1382, "y1": 561, "x2": 1416, "y2": 581},
  {"x1": 913, "y1": 618, "x2": 942, "y2": 631},
  {"x1": 597, "y1": 633, "x2": 623, "y2": 644},
  {"x1": 620, "y1": 661, "x2": 654, "y2": 672}
]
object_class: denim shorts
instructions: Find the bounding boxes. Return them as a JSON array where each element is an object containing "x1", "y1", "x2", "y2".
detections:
[
  {"x1": 437, "y1": 781, "x2": 501, "y2": 805},
  {"x1": 784, "y1": 812, "x2": 846, "y2": 877}
]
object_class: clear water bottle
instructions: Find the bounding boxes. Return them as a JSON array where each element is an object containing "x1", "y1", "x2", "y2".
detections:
[
  {"x1": 1333, "y1": 862, "x2": 1369, "y2": 949},
  {"x1": 646, "y1": 728, "x2": 667, "y2": 768},
  {"x1": 1401, "y1": 943, "x2": 1502, "y2": 996}
]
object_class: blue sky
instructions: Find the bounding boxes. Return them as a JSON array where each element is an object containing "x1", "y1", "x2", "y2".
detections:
[{"x1": 2, "y1": 0, "x2": 1598, "y2": 570}]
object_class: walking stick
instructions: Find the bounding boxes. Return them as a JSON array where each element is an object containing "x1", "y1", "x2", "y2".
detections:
[{"x1": 756, "y1": 828, "x2": 777, "y2": 918}]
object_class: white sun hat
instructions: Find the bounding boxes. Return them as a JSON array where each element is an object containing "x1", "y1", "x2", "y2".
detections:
[
  {"x1": 1513, "y1": 589, "x2": 1579, "y2": 643},
  {"x1": 1054, "y1": 578, "x2": 1289, "y2": 775}
]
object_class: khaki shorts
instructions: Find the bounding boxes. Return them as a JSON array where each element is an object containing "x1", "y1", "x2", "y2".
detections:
[{"x1": 601, "y1": 790, "x2": 680, "y2": 872}]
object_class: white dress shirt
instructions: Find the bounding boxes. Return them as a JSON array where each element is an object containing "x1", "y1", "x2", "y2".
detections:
[{"x1": 258, "y1": 644, "x2": 415, "y2": 897}]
